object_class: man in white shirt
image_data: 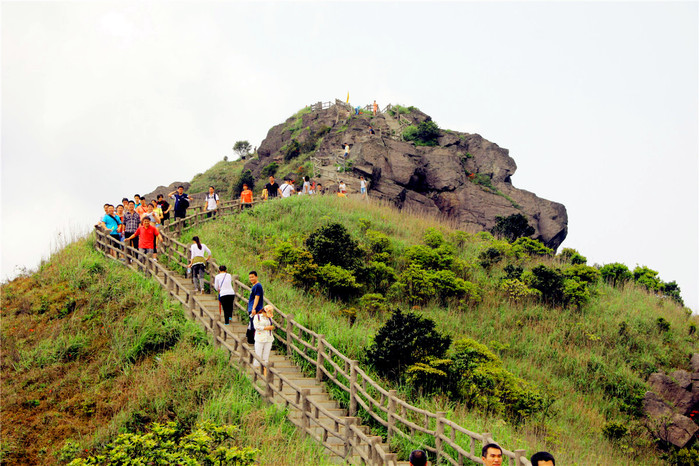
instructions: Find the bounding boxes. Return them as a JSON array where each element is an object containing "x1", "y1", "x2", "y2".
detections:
[
  {"x1": 204, "y1": 186, "x2": 220, "y2": 219},
  {"x1": 280, "y1": 179, "x2": 295, "y2": 198}
]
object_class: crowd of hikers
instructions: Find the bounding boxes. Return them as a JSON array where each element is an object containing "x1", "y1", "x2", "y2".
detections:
[{"x1": 96, "y1": 182, "x2": 555, "y2": 466}]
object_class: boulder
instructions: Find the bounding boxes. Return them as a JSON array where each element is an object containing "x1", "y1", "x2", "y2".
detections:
[
  {"x1": 643, "y1": 391, "x2": 699, "y2": 448},
  {"x1": 648, "y1": 372, "x2": 696, "y2": 414},
  {"x1": 251, "y1": 103, "x2": 569, "y2": 249},
  {"x1": 691, "y1": 353, "x2": 699, "y2": 373}
]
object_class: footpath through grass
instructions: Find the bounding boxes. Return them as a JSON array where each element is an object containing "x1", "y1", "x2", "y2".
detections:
[
  {"x1": 180, "y1": 194, "x2": 698, "y2": 465},
  {"x1": 0, "y1": 238, "x2": 330, "y2": 465}
]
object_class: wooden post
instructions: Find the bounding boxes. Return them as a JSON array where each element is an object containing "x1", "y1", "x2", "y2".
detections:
[
  {"x1": 301, "y1": 388, "x2": 311, "y2": 431},
  {"x1": 370, "y1": 436, "x2": 380, "y2": 463},
  {"x1": 435, "y1": 411, "x2": 446, "y2": 465},
  {"x1": 514, "y1": 449, "x2": 526, "y2": 466},
  {"x1": 213, "y1": 319, "x2": 220, "y2": 346},
  {"x1": 286, "y1": 314, "x2": 294, "y2": 355},
  {"x1": 315, "y1": 335, "x2": 325, "y2": 382},
  {"x1": 343, "y1": 417, "x2": 358, "y2": 459},
  {"x1": 387, "y1": 390, "x2": 397, "y2": 443},
  {"x1": 265, "y1": 362, "x2": 275, "y2": 400},
  {"x1": 482, "y1": 432, "x2": 492, "y2": 451},
  {"x1": 349, "y1": 360, "x2": 358, "y2": 417}
]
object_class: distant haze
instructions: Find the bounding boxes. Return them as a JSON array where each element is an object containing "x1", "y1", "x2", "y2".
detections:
[{"x1": 2, "y1": 2, "x2": 697, "y2": 311}]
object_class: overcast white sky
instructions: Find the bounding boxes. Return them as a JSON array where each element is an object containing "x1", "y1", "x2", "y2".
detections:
[{"x1": 2, "y1": 1, "x2": 697, "y2": 311}]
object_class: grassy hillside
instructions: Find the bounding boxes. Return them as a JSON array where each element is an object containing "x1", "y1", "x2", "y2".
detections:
[
  {"x1": 0, "y1": 239, "x2": 329, "y2": 465},
  {"x1": 178, "y1": 195, "x2": 697, "y2": 465}
]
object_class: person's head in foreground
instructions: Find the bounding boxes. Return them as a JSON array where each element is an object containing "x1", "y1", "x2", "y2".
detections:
[
  {"x1": 481, "y1": 443, "x2": 502, "y2": 466},
  {"x1": 409, "y1": 449, "x2": 427, "y2": 466},
  {"x1": 530, "y1": 451, "x2": 555, "y2": 466}
]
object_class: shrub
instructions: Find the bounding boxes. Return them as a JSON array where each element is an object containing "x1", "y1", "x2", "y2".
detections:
[
  {"x1": 357, "y1": 261, "x2": 397, "y2": 294},
  {"x1": 423, "y1": 228, "x2": 445, "y2": 248},
  {"x1": 661, "y1": 280, "x2": 684, "y2": 306},
  {"x1": 316, "y1": 264, "x2": 362, "y2": 300},
  {"x1": 365, "y1": 310, "x2": 451, "y2": 381},
  {"x1": 490, "y1": 214, "x2": 535, "y2": 242},
  {"x1": 305, "y1": 223, "x2": 362, "y2": 271},
  {"x1": 405, "y1": 244, "x2": 455, "y2": 270},
  {"x1": 403, "y1": 120, "x2": 440, "y2": 146},
  {"x1": 365, "y1": 230, "x2": 393, "y2": 256},
  {"x1": 285, "y1": 251, "x2": 319, "y2": 289},
  {"x1": 563, "y1": 278, "x2": 591, "y2": 310},
  {"x1": 478, "y1": 247, "x2": 503, "y2": 270},
  {"x1": 656, "y1": 317, "x2": 671, "y2": 333},
  {"x1": 511, "y1": 237, "x2": 553, "y2": 257},
  {"x1": 564, "y1": 264, "x2": 601, "y2": 285},
  {"x1": 500, "y1": 279, "x2": 538, "y2": 302},
  {"x1": 448, "y1": 338, "x2": 544, "y2": 423},
  {"x1": 405, "y1": 357, "x2": 452, "y2": 396},
  {"x1": 602, "y1": 421, "x2": 629, "y2": 441},
  {"x1": 67, "y1": 420, "x2": 257, "y2": 465},
  {"x1": 260, "y1": 162, "x2": 279, "y2": 177},
  {"x1": 529, "y1": 265, "x2": 565, "y2": 306},
  {"x1": 559, "y1": 248, "x2": 587, "y2": 265},
  {"x1": 503, "y1": 264, "x2": 523, "y2": 280},
  {"x1": 431, "y1": 270, "x2": 471, "y2": 304},
  {"x1": 395, "y1": 265, "x2": 436, "y2": 304},
  {"x1": 282, "y1": 139, "x2": 301, "y2": 161},
  {"x1": 358, "y1": 293, "x2": 388, "y2": 315},
  {"x1": 599, "y1": 263, "x2": 632, "y2": 287},
  {"x1": 273, "y1": 241, "x2": 303, "y2": 265},
  {"x1": 633, "y1": 266, "x2": 662, "y2": 291}
]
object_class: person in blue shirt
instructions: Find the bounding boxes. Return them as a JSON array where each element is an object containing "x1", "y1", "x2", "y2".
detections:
[
  {"x1": 101, "y1": 204, "x2": 122, "y2": 257},
  {"x1": 168, "y1": 186, "x2": 193, "y2": 219},
  {"x1": 247, "y1": 271, "x2": 264, "y2": 316}
]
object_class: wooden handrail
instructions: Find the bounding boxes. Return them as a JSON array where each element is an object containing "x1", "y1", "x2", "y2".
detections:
[{"x1": 93, "y1": 196, "x2": 532, "y2": 466}]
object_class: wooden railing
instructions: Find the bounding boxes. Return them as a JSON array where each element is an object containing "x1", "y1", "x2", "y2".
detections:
[
  {"x1": 309, "y1": 99, "x2": 352, "y2": 112},
  {"x1": 94, "y1": 198, "x2": 532, "y2": 466}
]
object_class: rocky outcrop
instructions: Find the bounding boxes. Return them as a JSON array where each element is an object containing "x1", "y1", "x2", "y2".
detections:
[
  {"x1": 247, "y1": 103, "x2": 568, "y2": 249},
  {"x1": 643, "y1": 361, "x2": 699, "y2": 448}
]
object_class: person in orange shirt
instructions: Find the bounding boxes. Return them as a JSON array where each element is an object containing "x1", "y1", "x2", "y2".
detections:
[
  {"x1": 372, "y1": 100, "x2": 378, "y2": 116},
  {"x1": 240, "y1": 183, "x2": 253, "y2": 210}
]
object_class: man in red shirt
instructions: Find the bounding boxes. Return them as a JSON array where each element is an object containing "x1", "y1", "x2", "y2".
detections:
[{"x1": 125, "y1": 217, "x2": 160, "y2": 261}]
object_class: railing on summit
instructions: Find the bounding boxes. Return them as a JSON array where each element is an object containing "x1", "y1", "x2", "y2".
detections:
[{"x1": 93, "y1": 194, "x2": 532, "y2": 466}]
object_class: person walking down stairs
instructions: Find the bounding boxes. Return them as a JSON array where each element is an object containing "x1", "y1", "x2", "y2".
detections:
[
  {"x1": 188, "y1": 236, "x2": 212, "y2": 295},
  {"x1": 214, "y1": 265, "x2": 235, "y2": 325}
]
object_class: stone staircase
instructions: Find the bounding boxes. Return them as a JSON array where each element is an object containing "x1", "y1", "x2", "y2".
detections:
[{"x1": 165, "y1": 270, "x2": 394, "y2": 464}]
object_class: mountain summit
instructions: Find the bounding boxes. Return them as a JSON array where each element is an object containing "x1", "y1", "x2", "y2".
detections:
[{"x1": 246, "y1": 101, "x2": 568, "y2": 249}]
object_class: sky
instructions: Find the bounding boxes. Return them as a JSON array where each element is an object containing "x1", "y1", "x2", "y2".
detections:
[{"x1": 2, "y1": 1, "x2": 697, "y2": 311}]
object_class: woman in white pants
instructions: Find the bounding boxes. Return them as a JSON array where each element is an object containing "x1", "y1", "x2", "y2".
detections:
[{"x1": 253, "y1": 304, "x2": 275, "y2": 375}]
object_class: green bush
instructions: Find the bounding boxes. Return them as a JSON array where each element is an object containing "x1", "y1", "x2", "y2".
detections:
[
  {"x1": 358, "y1": 293, "x2": 388, "y2": 315},
  {"x1": 511, "y1": 237, "x2": 553, "y2": 257},
  {"x1": 503, "y1": 264, "x2": 523, "y2": 280},
  {"x1": 282, "y1": 140, "x2": 301, "y2": 161},
  {"x1": 405, "y1": 357, "x2": 452, "y2": 396},
  {"x1": 357, "y1": 261, "x2": 397, "y2": 294},
  {"x1": 564, "y1": 264, "x2": 601, "y2": 285},
  {"x1": 67, "y1": 420, "x2": 257, "y2": 465},
  {"x1": 529, "y1": 265, "x2": 565, "y2": 306},
  {"x1": 305, "y1": 223, "x2": 362, "y2": 271},
  {"x1": 365, "y1": 230, "x2": 393, "y2": 257},
  {"x1": 260, "y1": 162, "x2": 279, "y2": 177},
  {"x1": 394, "y1": 264, "x2": 436, "y2": 304},
  {"x1": 478, "y1": 247, "x2": 503, "y2": 270},
  {"x1": 563, "y1": 278, "x2": 591, "y2": 310},
  {"x1": 423, "y1": 228, "x2": 445, "y2": 248},
  {"x1": 633, "y1": 266, "x2": 663, "y2": 291},
  {"x1": 448, "y1": 338, "x2": 544, "y2": 423},
  {"x1": 559, "y1": 248, "x2": 587, "y2": 265},
  {"x1": 500, "y1": 279, "x2": 539, "y2": 302},
  {"x1": 490, "y1": 214, "x2": 535, "y2": 242},
  {"x1": 402, "y1": 120, "x2": 440, "y2": 146},
  {"x1": 316, "y1": 264, "x2": 362, "y2": 300},
  {"x1": 662, "y1": 280, "x2": 684, "y2": 306},
  {"x1": 602, "y1": 420, "x2": 628, "y2": 441},
  {"x1": 405, "y1": 244, "x2": 454, "y2": 270},
  {"x1": 285, "y1": 251, "x2": 319, "y2": 289},
  {"x1": 599, "y1": 263, "x2": 633, "y2": 287},
  {"x1": 365, "y1": 310, "x2": 451, "y2": 382}
]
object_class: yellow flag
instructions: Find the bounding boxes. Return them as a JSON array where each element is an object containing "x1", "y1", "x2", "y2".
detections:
[{"x1": 346, "y1": 91, "x2": 349, "y2": 103}]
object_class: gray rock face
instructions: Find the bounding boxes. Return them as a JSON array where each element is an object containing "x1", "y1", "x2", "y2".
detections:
[
  {"x1": 691, "y1": 353, "x2": 699, "y2": 373},
  {"x1": 248, "y1": 104, "x2": 569, "y2": 249},
  {"x1": 648, "y1": 372, "x2": 696, "y2": 414},
  {"x1": 643, "y1": 391, "x2": 699, "y2": 448}
]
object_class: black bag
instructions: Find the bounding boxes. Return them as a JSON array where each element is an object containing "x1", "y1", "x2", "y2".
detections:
[{"x1": 246, "y1": 319, "x2": 255, "y2": 344}]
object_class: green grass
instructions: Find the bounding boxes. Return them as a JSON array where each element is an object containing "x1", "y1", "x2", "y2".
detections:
[
  {"x1": 189, "y1": 159, "x2": 246, "y2": 196},
  {"x1": 179, "y1": 195, "x2": 696, "y2": 465},
  {"x1": 0, "y1": 240, "x2": 330, "y2": 465}
]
